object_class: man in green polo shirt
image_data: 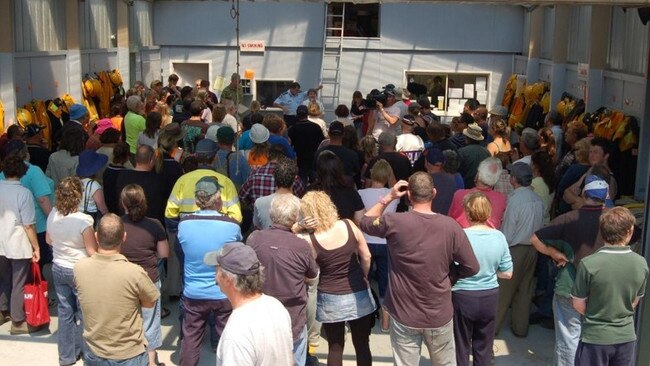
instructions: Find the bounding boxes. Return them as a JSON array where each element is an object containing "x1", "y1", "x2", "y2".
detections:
[{"x1": 571, "y1": 206, "x2": 648, "y2": 366}]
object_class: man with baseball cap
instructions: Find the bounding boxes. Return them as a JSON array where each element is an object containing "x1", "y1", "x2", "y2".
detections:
[
  {"x1": 530, "y1": 175, "x2": 612, "y2": 365},
  {"x1": 496, "y1": 162, "x2": 544, "y2": 337},
  {"x1": 205, "y1": 242, "x2": 293, "y2": 366},
  {"x1": 177, "y1": 177, "x2": 243, "y2": 366}
]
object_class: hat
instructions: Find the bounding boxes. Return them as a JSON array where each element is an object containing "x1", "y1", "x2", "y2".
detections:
[
  {"x1": 216, "y1": 126, "x2": 235, "y2": 144},
  {"x1": 583, "y1": 175, "x2": 609, "y2": 201},
  {"x1": 94, "y1": 118, "x2": 114, "y2": 135},
  {"x1": 69, "y1": 104, "x2": 88, "y2": 121},
  {"x1": 506, "y1": 162, "x2": 533, "y2": 186},
  {"x1": 195, "y1": 138, "x2": 218, "y2": 158},
  {"x1": 195, "y1": 176, "x2": 220, "y2": 196},
  {"x1": 296, "y1": 105, "x2": 308, "y2": 118},
  {"x1": 158, "y1": 123, "x2": 185, "y2": 149},
  {"x1": 4, "y1": 140, "x2": 26, "y2": 155},
  {"x1": 204, "y1": 242, "x2": 261, "y2": 276},
  {"x1": 462, "y1": 123, "x2": 484, "y2": 142},
  {"x1": 24, "y1": 124, "x2": 43, "y2": 138},
  {"x1": 489, "y1": 105, "x2": 508, "y2": 117},
  {"x1": 76, "y1": 150, "x2": 109, "y2": 177},
  {"x1": 205, "y1": 125, "x2": 221, "y2": 142},
  {"x1": 424, "y1": 147, "x2": 445, "y2": 165},
  {"x1": 402, "y1": 115, "x2": 416, "y2": 126},
  {"x1": 328, "y1": 121, "x2": 345, "y2": 136},
  {"x1": 250, "y1": 124, "x2": 270, "y2": 144}
]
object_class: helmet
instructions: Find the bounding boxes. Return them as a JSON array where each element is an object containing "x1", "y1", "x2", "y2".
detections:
[{"x1": 16, "y1": 108, "x2": 34, "y2": 127}]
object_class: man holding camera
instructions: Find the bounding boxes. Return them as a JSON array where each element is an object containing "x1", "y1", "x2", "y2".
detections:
[{"x1": 367, "y1": 87, "x2": 401, "y2": 140}]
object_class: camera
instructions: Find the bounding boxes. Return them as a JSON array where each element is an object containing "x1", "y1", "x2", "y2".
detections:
[{"x1": 364, "y1": 89, "x2": 387, "y2": 109}]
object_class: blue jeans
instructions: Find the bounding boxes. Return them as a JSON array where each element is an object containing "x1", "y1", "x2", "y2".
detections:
[
  {"x1": 293, "y1": 326, "x2": 308, "y2": 366},
  {"x1": 368, "y1": 244, "x2": 389, "y2": 299},
  {"x1": 553, "y1": 294, "x2": 582, "y2": 366},
  {"x1": 84, "y1": 348, "x2": 148, "y2": 366},
  {"x1": 53, "y1": 263, "x2": 86, "y2": 366},
  {"x1": 142, "y1": 281, "x2": 162, "y2": 351}
]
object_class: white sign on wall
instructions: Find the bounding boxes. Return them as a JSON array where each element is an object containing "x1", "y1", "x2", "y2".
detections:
[
  {"x1": 240, "y1": 40, "x2": 265, "y2": 53},
  {"x1": 578, "y1": 63, "x2": 589, "y2": 81}
]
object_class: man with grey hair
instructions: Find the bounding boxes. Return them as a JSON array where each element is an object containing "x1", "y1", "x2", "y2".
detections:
[
  {"x1": 247, "y1": 195, "x2": 318, "y2": 366},
  {"x1": 177, "y1": 176, "x2": 242, "y2": 366},
  {"x1": 221, "y1": 99, "x2": 241, "y2": 133},
  {"x1": 495, "y1": 162, "x2": 545, "y2": 338},
  {"x1": 513, "y1": 127, "x2": 540, "y2": 165},
  {"x1": 448, "y1": 157, "x2": 507, "y2": 229},
  {"x1": 361, "y1": 172, "x2": 479, "y2": 366},
  {"x1": 124, "y1": 95, "x2": 146, "y2": 154},
  {"x1": 205, "y1": 242, "x2": 294, "y2": 366},
  {"x1": 220, "y1": 73, "x2": 244, "y2": 107}
]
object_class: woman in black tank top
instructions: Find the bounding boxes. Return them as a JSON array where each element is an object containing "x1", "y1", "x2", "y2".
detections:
[{"x1": 297, "y1": 191, "x2": 376, "y2": 366}]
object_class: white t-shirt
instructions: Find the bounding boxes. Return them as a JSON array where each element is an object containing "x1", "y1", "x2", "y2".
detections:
[
  {"x1": 79, "y1": 178, "x2": 102, "y2": 213},
  {"x1": 0, "y1": 181, "x2": 36, "y2": 259},
  {"x1": 217, "y1": 294, "x2": 293, "y2": 366},
  {"x1": 358, "y1": 188, "x2": 398, "y2": 245},
  {"x1": 47, "y1": 209, "x2": 94, "y2": 269},
  {"x1": 396, "y1": 134, "x2": 425, "y2": 153},
  {"x1": 371, "y1": 104, "x2": 401, "y2": 140},
  {"x1": 223, "y1": 114, "x2": 240, "y2": 133}
]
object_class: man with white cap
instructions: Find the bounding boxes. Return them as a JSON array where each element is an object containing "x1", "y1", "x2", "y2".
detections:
[
  {"x1": 205, "y1": 242, "x2": 293, "y2": 366},
  {"x1": 530, "y1": 175, "x2": 611, "y2": 366},
  {"x1": 178, "y1": 176, "x2": 242, "y2": 366}
]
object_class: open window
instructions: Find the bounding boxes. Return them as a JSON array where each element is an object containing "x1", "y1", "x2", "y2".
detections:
[
  {"x1": 255, "y1": 80, "x2": 294, "y2": 108},
  {"x1": 327, "y1": 3, "x2": 380, "y2": 38},
  {"x1": 405, "y1": 72, "x2": 490, "y2": 114}
]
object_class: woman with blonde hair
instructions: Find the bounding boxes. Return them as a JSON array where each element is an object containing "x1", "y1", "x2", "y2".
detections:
[
  {"x1": 47, "y1": 176, "x2": 98, "y2": 365},
  {"x1": 296, "y1": 191, "x2": 375, "y2": 366},
  {"x1": 153, "y1": 102, "x2": 172, "y2": 127},
  {"x1": 452, "y1": 191, "x2": 512, "y2": 366},
  {"x1": 307, "y1": 102, "x2": 328, "y2": 138}
]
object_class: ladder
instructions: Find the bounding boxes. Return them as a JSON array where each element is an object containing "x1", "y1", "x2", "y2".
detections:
[{"x1": 319, "y1": 3, "x2": 344, "y2": 122}]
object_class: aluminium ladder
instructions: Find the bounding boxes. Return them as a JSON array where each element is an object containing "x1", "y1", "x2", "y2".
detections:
[{"x1": 319, "y1": 3, "x2": 345, "y2": 121}]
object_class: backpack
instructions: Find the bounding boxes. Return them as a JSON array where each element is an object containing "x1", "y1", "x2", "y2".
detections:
[{"x1": 213, "y1": 151, "x2": 234, "y2": 178}]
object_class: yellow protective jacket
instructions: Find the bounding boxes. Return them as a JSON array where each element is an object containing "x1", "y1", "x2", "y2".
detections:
[{"x1": 165, "y1": 168, "x2": 242, "y2": 223}]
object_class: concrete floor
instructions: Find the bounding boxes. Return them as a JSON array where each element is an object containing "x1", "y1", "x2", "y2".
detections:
[{"x1": 0, "y1": 298, "x2": 554, "y2": 366}]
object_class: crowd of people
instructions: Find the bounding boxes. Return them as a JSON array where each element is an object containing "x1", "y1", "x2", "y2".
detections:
[{"x1": 0, "y1": 74, "x2": 647, "y2": 366}]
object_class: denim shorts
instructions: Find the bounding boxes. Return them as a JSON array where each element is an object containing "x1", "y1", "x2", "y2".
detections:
[
  {"x1": 316, "y1": 288, "x2": 376, "y2": 323},
  {"x1": 142, "y1": 280, "x2": 162, "y2": 351}
]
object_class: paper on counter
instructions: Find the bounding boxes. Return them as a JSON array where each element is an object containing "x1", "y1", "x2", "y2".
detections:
[{"x1": 476, "y1": 77, "x2": 487, "y2": 91}]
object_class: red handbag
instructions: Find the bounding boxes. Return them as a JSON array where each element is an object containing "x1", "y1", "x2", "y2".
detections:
[{"x1": 24, "y1": 262, "x2": 50, "y2": 327}]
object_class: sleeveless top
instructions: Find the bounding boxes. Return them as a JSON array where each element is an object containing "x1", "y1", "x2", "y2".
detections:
[
  {"x1": 310, "y1": 220, "x2": 368, "y2": 295},
  {"x1": 491, "y1": 139, "x2": 513, "y2": 167}
]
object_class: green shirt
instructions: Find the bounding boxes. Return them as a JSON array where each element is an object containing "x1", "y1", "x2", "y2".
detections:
[
  {"x1": 124, "y1": 111, "x2": 146, "y2": 154},
  {"x1": 221, "y1": 84, "x2": 244, "y2": 106},
  {"x1": 545, "y1": 240, "x2": 576, "y2": 298},
  {"x1": 572, "y1": 245, "x2": 648, "y2": 345}
]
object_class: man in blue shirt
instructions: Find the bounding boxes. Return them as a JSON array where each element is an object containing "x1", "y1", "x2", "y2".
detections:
[
  {"x1": 178, "y1": 176, "x2": 242, "y2": 366},
  {"x1": 274, "y1": 82, "x2": 322, "y2": 127}
]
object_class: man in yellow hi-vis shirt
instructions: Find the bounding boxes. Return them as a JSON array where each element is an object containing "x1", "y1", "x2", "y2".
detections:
[{"x1": 164, "y1": 138, "x2": 242, "y2": 300}]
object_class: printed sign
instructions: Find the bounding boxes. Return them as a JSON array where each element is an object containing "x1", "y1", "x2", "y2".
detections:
[{"x1": 240, "y1": 40, "x2": 265, "y2": 53}]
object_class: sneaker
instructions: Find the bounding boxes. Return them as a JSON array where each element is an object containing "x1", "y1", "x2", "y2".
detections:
[
  {"x1": 10, "y1": 321, "x2": 45, "y2": 335},
  {"x1": 0, "y1": 311, "x2": 10, "y2": 326}
]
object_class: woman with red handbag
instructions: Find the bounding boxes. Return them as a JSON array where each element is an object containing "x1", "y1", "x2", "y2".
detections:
[
  {"x1": 0, "y1": 155, "x2": 41, "y2": 334},
  {"x1": 47, "y1": 177, "x2": 98, "y2": 366}
]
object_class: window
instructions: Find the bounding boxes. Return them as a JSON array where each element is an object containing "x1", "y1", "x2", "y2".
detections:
[
  {"x1": 327, "y1": 3, "x2": 380, "y2": 38},
  {"x1": 256, "y1": 80, "x2": 294, "y2": 108},
  {"x1": 79, "y1": 0, "x2": 117, "y2": 49},
  {"x1": 567, "y1": 6, "x2": 591, "y2": 64},
  {"x1": 540, "y1": 7, "x2": 555, "y2": 60},
  {"x1": 608, "y1": 7, "x2": 648, "y2": 75},
  {"x1": 405, "y1": 72, "x2": 490, "y2": 114},
  {"x1": 14, "y1": 0, "x2": 66, "y2": 52}
]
